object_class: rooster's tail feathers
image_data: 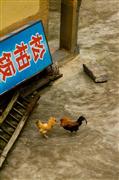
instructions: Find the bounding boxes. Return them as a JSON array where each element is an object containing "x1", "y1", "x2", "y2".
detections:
[{"x1": 77, "y1": 116, "x2": 87, "y2": 124}]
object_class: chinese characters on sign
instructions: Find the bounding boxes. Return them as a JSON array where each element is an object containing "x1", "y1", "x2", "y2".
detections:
[
  {"x1": 0, "y1": 21, "x2": 52, "y2": 95},
  {"x1": 0, "y1": 33, "x2": 46, "y2": 82},
  {"x1": 0, "y1": 52, "x2": 16, "y2": 81},
  {"x1": 30, "y1": 33, "x2": 46, "y2": 62}
]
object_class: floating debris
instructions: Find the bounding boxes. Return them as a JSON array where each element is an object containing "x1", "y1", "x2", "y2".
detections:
[{"x1": 83, "y1": 61, "x2": 108, "y2": 83}]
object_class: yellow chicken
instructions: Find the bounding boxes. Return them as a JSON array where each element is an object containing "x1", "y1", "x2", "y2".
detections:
[{"x1": 36, "y1": 117, "x2": 57, "y2": 138}]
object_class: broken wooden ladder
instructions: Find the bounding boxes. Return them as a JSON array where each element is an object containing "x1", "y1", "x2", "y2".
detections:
[{"x1": 0, "y1": 91, "x2": 40, "y2": 168}]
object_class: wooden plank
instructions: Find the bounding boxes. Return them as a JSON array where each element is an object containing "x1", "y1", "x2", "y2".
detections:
[
  {"x1": 21, "y1": 73, "x2": 63, "y2": 98},
  {"x1": 0, "y1": 92, "x2": 40, "y2": 168},
  {"x1": 0, "y1": 91, "x2": 19, "y2": 124},
  {"x1": 20, "y1": 77, "x2": 50, "y2": 98}
]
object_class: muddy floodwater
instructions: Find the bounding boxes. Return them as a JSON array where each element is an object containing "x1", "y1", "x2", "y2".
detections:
[{"x1": 0, "y1": 0, "x2": 119, "y2": 180}]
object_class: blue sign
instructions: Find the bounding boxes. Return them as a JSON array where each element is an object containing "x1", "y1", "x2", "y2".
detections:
[{"x1": 0, "y1": 21, "x2": 52, "y2": 95}]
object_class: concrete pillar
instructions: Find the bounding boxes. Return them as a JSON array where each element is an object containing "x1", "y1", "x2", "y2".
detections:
[{"x1": 60, "y1": 0, "x2": 82, "y2": 54}]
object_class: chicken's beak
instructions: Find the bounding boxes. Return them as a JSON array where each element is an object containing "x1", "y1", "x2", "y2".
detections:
[
  {"x1": 56, "y1": 121, "x2": 60, "y2": 125},
  {"x1": 36, "y1": 120, "x2": 40, "y2": 127}
]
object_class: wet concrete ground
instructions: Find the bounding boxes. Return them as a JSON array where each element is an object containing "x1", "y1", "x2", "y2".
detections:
[{"x1": 0, "y1": 0, "x2": 119, "y2": 179}]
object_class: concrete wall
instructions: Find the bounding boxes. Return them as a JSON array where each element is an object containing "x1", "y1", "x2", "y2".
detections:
[{"x1": 0, "y1": 0, "x2": 49, "y2": 37}]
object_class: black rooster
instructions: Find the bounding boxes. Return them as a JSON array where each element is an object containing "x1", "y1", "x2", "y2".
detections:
[{"x1": 60, "y1": 116, "x2": 87, "y2": 133}]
